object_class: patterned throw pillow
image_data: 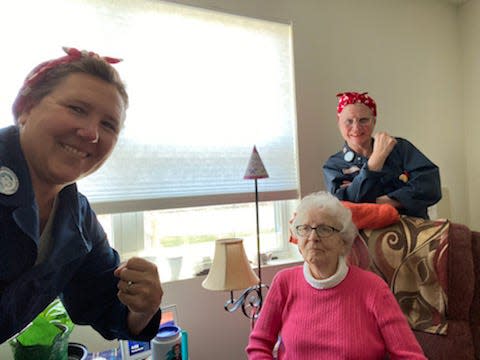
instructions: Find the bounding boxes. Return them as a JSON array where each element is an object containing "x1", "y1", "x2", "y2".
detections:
[{"x1": 359, "y1": 216, "x2": 449, "y2": 335}]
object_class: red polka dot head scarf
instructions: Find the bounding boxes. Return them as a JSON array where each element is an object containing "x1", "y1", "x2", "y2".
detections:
[
  {"x1": 336, "y1": 92, "x2": 377, "y2": 116},
  {"x1": 13, "y1": 47, "x2": 122, "y2": 119}
]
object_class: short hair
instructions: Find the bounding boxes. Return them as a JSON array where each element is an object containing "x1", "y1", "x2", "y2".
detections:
[
  {"x1": 292, "y1": 191, "x2": 358, "y2": 250},
  {"x1": 12, "y1": 56, "x2": 128, "y2": 123}
]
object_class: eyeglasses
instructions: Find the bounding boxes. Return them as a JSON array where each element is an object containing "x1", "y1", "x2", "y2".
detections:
[
  {"x1": 341, "y1": 117, "x2": 373, "y2": 128},
  {"x1": 295, "y1": 224, "x2": 340, "y2": 238}
]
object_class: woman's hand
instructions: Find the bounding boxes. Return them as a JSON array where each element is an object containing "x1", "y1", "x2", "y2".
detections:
[
  {"x1": 114, "y1": 257, "x2": 163, "y2": 335},
  {"x1": 376, "y1": 195, "x2": 402, "y2": 209},
  {"x1": 368, "y1": 132, "x2": 397, "y2": 171}
]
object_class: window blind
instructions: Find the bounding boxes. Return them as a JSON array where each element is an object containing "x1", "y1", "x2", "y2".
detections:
[{"x1": 1, "y1": 0, "x2": 299, "y2": 214}]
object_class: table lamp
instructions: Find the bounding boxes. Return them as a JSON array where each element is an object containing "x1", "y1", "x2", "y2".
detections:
[{"x1": 202, "y1": 238, "x2": 260, "y2": 318}]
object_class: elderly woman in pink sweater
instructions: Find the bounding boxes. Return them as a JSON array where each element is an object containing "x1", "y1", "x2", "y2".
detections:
[{"x1": 246, "y1": 191, "x2": 426, "y2": 359}]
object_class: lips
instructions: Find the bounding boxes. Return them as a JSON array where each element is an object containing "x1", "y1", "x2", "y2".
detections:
[
  {"x1": 310, "y1": 246, "x2": 326, "y2": 252},
  {"x1": 60, "y1": 143, "x2": 89, "y2": 158}
]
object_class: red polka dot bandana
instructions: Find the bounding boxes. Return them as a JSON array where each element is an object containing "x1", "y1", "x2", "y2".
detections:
[
  {"x1": 13, "y1": 47, "x2": 122, "y2": 117},
  {"x1": 336, "y1": 92, "x2": 377, "y2": 116}
]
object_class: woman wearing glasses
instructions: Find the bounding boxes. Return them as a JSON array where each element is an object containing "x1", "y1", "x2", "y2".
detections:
[
  {"x1": 322, "y1": 92, "x2": 441, "y2": 219},
  {"x1": 246, "y1": 191, "x2": 426, "y2": 359}
]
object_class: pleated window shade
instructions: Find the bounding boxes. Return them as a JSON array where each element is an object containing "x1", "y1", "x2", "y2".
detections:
[{"x1": 0, "y1": 0, "x2": 298, "y2": 214}]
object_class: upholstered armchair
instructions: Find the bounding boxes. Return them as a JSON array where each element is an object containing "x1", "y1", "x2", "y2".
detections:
[{"x1": 356, "y1": 216, "x2": 480, "y2": 360}]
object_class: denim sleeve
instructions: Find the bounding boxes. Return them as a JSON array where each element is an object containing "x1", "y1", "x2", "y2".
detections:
[
  {"x1": 323, "y1": 157, "x2": 385, "y2": 203},
  {"x1": 386, "y1": 139, "x2": 442, "y2": 217},
  {"x1": 61, "y1": 198, "x2": 161, "y2": 341}
]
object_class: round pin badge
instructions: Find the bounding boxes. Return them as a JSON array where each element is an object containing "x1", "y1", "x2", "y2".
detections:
[
  {"x1": 0, "y1": 166, "x2": 19, "y2": 195},
  {"x1": 343, "y1": 151, "x2": 354, "y2": 162}
]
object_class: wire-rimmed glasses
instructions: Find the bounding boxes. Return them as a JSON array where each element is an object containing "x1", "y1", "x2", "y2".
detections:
[
  {"x1": 295, "y1": 224, "x2": 340, "y2": 238},
  {"x1": 341, "y1": 117, "x2": 373, "y2": 128}
]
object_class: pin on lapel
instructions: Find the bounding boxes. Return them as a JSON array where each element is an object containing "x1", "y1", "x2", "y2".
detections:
[{"x1": 0, "y1": 166, "x2": 19, "y2": 195}]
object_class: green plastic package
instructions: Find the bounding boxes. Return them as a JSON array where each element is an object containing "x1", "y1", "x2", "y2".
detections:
[{"x1": 9, "y1": 299, "x2": 74, "y2": 360}]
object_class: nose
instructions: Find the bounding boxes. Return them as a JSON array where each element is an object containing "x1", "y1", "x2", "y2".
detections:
[
  {"x1": 351, "y1": 121, "x2": 362, "y2": 131},
  {"x1": 308, "y1": 230, "x2": 320, "y2": 242},
  {"x1": 77, "y1": 121, "x2": 99, "y2": 143}
]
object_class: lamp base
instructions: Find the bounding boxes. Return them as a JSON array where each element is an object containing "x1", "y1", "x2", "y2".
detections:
[{"x1": 224, "y1": 283, "x2": 268, "y2": 319}]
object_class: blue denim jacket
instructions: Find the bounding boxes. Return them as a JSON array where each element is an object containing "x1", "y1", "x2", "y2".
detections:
[
  {"x1": 0, "y1": 126, "x2": 160, "y2": 343},
  {"x1": 323, "y1": 137, "x2": 442, "y2": 219}
]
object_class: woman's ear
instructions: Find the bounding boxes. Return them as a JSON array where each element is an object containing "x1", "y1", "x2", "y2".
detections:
[
  {"x1": 17, "y1": 112, "x2": 28, "y2": 127},
  {"x1": 17, "y1": 103, "x2": 34, "y2": 127}
]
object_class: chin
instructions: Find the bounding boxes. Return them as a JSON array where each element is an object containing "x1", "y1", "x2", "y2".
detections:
[
  {"x1": 50, "y1": 168, "x2": 85, "y2": 185},
  {"x1": 306, "y1": 254, "x2": 327, "y2": 264},
  {"x1": 55, "y1": 176, "x2": 82, "y2": 186}
]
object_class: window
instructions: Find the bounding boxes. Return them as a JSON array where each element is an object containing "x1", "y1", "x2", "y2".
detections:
[
  {"x1": 100, "y1": 199, "x2": 300, "y2": 280},
  {"x1": 2, "y1": 0, "x2": 299, "y2": 281}
]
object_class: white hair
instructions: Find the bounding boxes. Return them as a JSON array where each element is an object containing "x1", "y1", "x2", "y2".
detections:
[{"x1": 292, "y1": 191, "x2": 358, "y2": 249}]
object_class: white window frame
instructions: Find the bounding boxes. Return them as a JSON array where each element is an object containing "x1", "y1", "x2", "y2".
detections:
[{"x1": 110, "y1": 199, "x2": 297, "y2": 261}]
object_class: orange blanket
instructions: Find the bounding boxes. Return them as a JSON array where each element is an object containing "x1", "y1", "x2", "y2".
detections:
[{"x1": 341, "y1": 201, "x2": 400, "y2": 229}]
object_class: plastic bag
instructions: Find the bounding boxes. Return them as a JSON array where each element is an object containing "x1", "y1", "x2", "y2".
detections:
[{"x1": 9, "y1": 299, "x2": 74, "y2": 360}]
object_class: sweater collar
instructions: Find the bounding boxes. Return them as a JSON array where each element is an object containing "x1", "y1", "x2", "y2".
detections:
[{"x1": 303, "y1": 256, "x2": 349, "y2": 289}]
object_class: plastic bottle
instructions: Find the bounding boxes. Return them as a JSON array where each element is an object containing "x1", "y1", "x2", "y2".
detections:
[{"x1": 151, "y1": 325, "x2": 182, "y2": 360}]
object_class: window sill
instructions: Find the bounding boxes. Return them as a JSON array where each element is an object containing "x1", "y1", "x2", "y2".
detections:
[{"x1": 162, "y1": 255, "x2": 303, "y2": 284}]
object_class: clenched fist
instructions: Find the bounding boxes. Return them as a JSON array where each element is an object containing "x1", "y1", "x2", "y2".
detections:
[
  {"x1": 114, "y1": 257, "x2": 163, "y2": 335},
  {"x1": 368, "y1": 132, "x2": 397, "y2": 171}
]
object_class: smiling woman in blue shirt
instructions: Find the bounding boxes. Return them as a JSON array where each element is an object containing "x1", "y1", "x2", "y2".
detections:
[{"x1": 0, "y1": 47, "x2": 163, "y2": 344}]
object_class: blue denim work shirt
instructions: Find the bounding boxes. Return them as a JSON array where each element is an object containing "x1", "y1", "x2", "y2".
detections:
[
  {"x1": 323, "y1": 137, "x2": 442, "y2": 219},
  {"x1": 0, "y1": 126, "x2": 160, "y2": 343}
]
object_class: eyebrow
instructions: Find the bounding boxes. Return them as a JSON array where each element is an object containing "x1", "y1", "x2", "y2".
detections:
[
  {"x1": 73, "y1": 98, "x2": 122, "y2": 124},
  {"x1": 344, "y1": 117, "x2": 370, "y2": 122}
]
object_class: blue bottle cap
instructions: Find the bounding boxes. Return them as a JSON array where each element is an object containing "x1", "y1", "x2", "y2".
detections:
[{"x1": 157, "y1": 325, "x2": 180, "y2": 339}]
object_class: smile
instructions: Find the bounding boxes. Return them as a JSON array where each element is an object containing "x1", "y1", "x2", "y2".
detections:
[{"x1": 61, "y1": 143, "x2": 89, "y2": 158}]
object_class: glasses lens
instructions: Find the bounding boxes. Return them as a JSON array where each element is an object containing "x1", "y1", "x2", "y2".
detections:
[
  {"x1": 343, "y1": 118, "x2": 371, "y2": 127},
  {"x1": 296, "y1": 225, "x2": 311, "y2": 237},
  {"x1": 315, "y1": 225, "x2": 334, "y2": 238},
  {"x1": 359, "y1": 118, "x2": 371, "y2": 126}
]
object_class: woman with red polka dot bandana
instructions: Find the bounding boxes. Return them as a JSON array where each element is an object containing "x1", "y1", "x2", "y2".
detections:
[{"x1": 323, "y1": 92, "x2": 441, "y2": 219}]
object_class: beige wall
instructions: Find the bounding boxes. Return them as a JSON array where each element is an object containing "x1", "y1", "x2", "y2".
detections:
[
  {"x1": 293, "y1": 0, "x2": 464, "y2": 223},
  {"x1": 170, "y1": 0, "x2": 467, "y2": 224},
  {"x1": 1, "y1": 0, "x2": 475, "y2": 359},
  {"x1": 460, "y1": 0, "x2": 480, "y2": 230}
]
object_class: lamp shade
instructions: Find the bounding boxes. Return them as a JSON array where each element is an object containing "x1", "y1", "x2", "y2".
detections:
[
  {"x1": 244, "y1": 146, "x2": 269, "y2": 179},
  {"x1": 202, "y1": 238, "x2": 259, "y2": 291}
]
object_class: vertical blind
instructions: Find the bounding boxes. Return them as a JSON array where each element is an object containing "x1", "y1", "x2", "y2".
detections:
[{"x1": 0, "y1": 0, "x2": 298, "y2": 214}]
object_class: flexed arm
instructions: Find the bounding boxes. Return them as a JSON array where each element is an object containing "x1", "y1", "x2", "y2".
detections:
[
  {"x1": 383, "y1": 138, "x2": 441, "y2": 217},
  {"x1": 368, "y1": 132, "x2": 397, "y2": 171}
]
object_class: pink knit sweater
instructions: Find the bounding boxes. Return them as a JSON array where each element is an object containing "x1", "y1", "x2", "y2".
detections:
[{"x1": 246, "y1": 265, "x2": 426, "y2": 360}]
